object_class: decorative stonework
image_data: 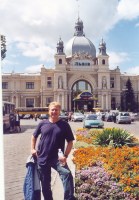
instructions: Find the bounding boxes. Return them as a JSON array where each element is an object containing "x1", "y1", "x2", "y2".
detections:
[
  {"x1": 73, "y1": 51, "x2": 93, "y2": 60},
  {"x1": 102, "y1": 76, "x2": 107, "y2": 89}
]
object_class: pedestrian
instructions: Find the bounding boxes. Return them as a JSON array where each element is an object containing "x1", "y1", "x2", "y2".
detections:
[
  {"x1": 34, "y1": 113, "x2": 37, "y2": 121},
  {"x1": 9, "y1": 110, "x2": 16, "y2": 133},
  {"x1": 112, "y1": 112, "x2": 116, "y2": 123},
  {"x1": 68, "y1": 111, "x2": 73, "y2": 121},
  {"x1": 15, "y1": 111, "x2": 21, "y2": 132},
  {"x1": 31, "y1": 101, "x2": 76, "y2": 200}
]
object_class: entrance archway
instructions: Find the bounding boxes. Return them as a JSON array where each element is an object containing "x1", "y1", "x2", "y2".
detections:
[{"x1": 71, "y1": 80, "x2": 95, "y2": 112}]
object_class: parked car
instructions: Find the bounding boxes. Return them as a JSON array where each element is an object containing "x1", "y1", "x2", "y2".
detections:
[
  {"x1": 39, "y1": 114, "x2": 49, "y2": 120},
  {"x1": 71, "y1": 112, "x2": 85, "y2": 122},
  {"x1": 23, "y1": 114, "x2": 31, "y2": 119},
  {"x1": 59, "y1": 113, "x2": 69, "y2": 122},
  {"x1": 83, "y1": 114, "x2": 104, "y2": 128},
  {"x1": 116, "y1": 112, "x2": 131, "y2": 124},
  {"x1": 129, "y1": 112, "x2": 139, "y2": 122},
  {"x1": 19, "y1": 114, "x2": 25, "y2": 119},
  {"x1": 104, "y1": 113, "x2": 113, "y2": 122}
]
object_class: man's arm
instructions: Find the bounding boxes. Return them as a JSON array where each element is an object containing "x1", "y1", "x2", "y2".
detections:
[
  {"x1": 58, "y1": 141, "x2": 73, "y2": 164},
  {"x1": 64, "y1": 140, "x2": 73, "y2": 158},
  {"x1": 31, "y1": 135, "x2": 37, "y2": 156}
]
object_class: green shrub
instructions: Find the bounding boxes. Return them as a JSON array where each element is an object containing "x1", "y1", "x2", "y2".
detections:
[{"x1": 94, "y1": 128, "x2": 137, "y2": 147}]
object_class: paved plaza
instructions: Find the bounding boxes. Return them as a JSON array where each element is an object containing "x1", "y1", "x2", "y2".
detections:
[{"x1": 4, "y1": 119, "x2": 75, "y2": 200}]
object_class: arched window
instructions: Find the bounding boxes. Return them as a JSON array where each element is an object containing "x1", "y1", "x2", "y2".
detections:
[
  {"x1": 72, "y1": 80, "x2": 92, "y2": 99},
  {"x1": 59, "y1": 59, "x2": 62, "y2": 64},
  {"x1": 102, "y1": 59, "x2": 105, "y2": 65}
]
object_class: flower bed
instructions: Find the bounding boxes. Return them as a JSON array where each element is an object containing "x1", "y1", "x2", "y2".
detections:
[{"x1": 73, "y1": 128, "x2": 139, "y2": 199}]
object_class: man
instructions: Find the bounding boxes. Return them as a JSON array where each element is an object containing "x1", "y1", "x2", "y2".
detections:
[
  {"x1": 31, "y1": 101, "x2": 75, "y2": 200},
  {"x1": 15, "y1": 111, "x2": 21, "y2": 132}
]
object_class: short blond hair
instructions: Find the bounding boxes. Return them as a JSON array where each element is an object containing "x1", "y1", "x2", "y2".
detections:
[{"x1": 48, "y1": 101, "x2": 61, "y2": 110}]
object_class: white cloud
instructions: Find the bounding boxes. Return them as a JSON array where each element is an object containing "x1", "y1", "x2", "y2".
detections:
[
  {"x1": 117, "y1": 0, "x2": 139, "y2": 20},
  {"x1": 126, "y1": 66, "x2": 139, "y2": 75},
  {"x1": 108, "y1": 51, "x2": 130, "y2": 68},
  {"x1": 16, "y1": 42, "x2": 55, "y2": 62},
  {"x1": 1, "y1": 0, "x2": 139, "y2": 72},
  {"x1": 0, "y1": 0, "x2": 121, "y2": 43},
  {"x1": 24, "y1": 64, "x2": 42, "y2": 73}
]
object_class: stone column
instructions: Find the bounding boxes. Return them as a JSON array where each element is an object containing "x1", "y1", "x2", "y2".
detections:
[
  {"x1": 106, "y1": 95, "x2": 108, "y2": 110},
  {"x1": 101, "y1": 95, "x2": 104, "y2": 109}
]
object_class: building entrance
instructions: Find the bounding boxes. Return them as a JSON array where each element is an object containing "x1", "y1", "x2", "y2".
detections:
[
  {"x1": 73, "y1": 98, "x2": 94, "y2": 112},
  {"x1": 71, "y1": 80, "x2": 94, "y2": 112},
  {"x1": 71, "y1": 80, "x2": 99, "y2": 112}
]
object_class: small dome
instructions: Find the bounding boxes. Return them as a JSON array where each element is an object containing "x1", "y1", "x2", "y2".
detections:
[
  {"x1": 57, "y1": 37, "x2": 63, "y2": 46},
  {"x1": 75, "y1": 18, "x2": 83, "y2": 25},
  {"x1": 65, "y1": 36, "x2": 96, "y2": 58}
]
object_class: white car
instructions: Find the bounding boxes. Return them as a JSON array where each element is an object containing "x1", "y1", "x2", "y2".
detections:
[
  {"x1": 129, "y1": 113, "x2": 139, "y2": 122},
  {"x1": 71, "y1": 112, "x2": 85, "y2": 122},
  {"x1": 39, "y1": 114, "x2": 49, "y2": 120},
  {"x1": 23, "y1": 114, "x2": 31, "y2": 119},
  {"x1": 116, "y1": 112, "x2": 131, "y2": 124}
]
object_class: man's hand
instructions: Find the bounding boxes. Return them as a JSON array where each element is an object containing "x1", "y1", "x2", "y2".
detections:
[
  {"x1": 31, "y1": 135, "x2": 37, "y2": 156},
  {"x1": 58, "y1": 155, "x2": 67, "y2": 166},
  {"x1": 31, "y1": 149, "x2": 37, "y2": 157}
]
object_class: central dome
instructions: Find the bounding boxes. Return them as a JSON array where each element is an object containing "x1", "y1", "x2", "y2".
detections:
[
  {"x1": 65, "y1": 36, "x2": 96, "y2": 58},
  {"x1": 65, "y1": 18, "x2": 96, "y2": 58}
]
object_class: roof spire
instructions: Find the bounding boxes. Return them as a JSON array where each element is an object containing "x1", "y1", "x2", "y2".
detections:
[
  {"x1": 98, "y1": 38, "x2": 107, "y2": 55},
  {"x1": 56, "y1": 37, "x2": 64, "y2": 54},
  {"x1": 76, "y1": 0, "x2": 80, "y2": 19},
  {"x1": 74, "y1": 1, "x2": 84, "y2": 37}
]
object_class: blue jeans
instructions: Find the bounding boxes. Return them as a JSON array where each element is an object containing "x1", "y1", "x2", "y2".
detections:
[{"x1": 38, "y1": 159, "x2": 75, "y2": 200}]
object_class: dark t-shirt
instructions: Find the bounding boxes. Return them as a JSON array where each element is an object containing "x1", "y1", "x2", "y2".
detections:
[{"x1": 33, "y1": 119, "x2": 75, "y2": 165}]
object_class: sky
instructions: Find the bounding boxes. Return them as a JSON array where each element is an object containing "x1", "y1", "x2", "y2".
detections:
[{"x1": 1, "y1": 0, "x2": 139, "y2": 75}]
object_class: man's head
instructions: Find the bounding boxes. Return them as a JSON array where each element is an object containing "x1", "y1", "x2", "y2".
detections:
[
  {"x1": 48, "y1": 102, "x2": 61, "y2": 122},
  {"x1": 48, "y1": 101, "x2": 61, "y2": 110}
]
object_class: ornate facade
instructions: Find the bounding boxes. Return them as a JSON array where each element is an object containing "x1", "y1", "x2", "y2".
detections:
[{"x1": 2, "y1": 18, "x2": 139, "y2": 111}]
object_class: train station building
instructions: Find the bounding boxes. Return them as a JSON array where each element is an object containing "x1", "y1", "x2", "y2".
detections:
[{"x1": 2, "y1": 17, "x2": 139, "y2": 112}]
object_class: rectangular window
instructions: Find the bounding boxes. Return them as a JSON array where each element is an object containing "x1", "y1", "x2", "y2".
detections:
[
  {"x1": 110, "y1": 77, "x2": 114, "y2": 88},
  {"x1": 47, "y1": 77, "x2": 52, "y2": 88},
  {"x1": 2, "y1": 82, "x2": 8, "y2": 89},
  {"x1": 26, "y1": 98, "x2": 34, "y2": 107},
  {"x1": 47, "y1": 81, "x2": 52, "y2": 88},
  {"x1": 26, "y1": 82, "x2": 34, "y2": 89},
  {"x1": 46, "y1": 97, "x2": 53, "y2": 106}
]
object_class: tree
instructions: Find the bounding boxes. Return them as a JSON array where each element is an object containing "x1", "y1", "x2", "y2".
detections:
[
  {"x1": 120, "y1": 91, "x2": 125, "y2": 111},
  {"x1": 1, "y1": 35, "x2": 7, "y2": 60},
  {"x1": 125, "y1": 78, "x2": 136, "y2": 112}
]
